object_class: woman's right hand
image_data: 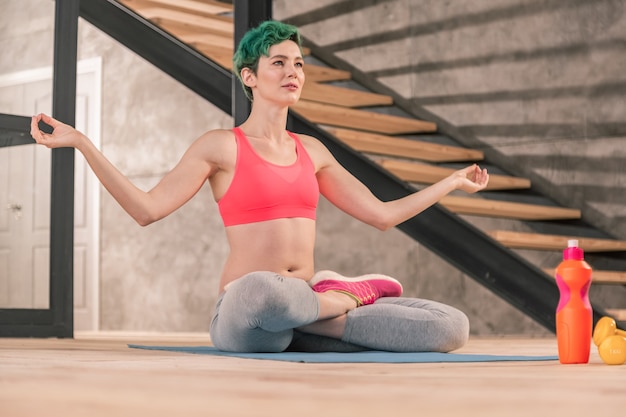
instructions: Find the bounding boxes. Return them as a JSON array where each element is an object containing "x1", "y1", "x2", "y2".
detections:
[{"x1": 30, "y1": 113, "x2": 84, "y2": 149}]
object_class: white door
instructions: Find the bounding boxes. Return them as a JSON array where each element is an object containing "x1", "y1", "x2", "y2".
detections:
[{"x1": 0, "y1": 59, "x2": 101, "y2": 330}]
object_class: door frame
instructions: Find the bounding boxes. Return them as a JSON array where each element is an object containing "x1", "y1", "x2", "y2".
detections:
[
  {"x1": 0, "y1": 57, "x2": 103, "y2": 331},
  {"x1": 0, "y1": 0, "x2": 78, "y2": 337}
]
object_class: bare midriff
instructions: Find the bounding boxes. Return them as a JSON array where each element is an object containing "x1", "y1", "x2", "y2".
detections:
[{"x1": 219, "y1": 217, "x2": 316, "y2": 292}]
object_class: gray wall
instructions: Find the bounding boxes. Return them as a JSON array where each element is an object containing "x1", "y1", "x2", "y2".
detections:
[{"x1": 16, "y1": 0, "x2": 626, "y2": 335}]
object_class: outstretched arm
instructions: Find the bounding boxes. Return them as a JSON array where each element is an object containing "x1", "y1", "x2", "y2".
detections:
[
  {"x1": 310, "y1": 137, "x2": 489, "y2": 231},
  {"x1": 379, "y1": 164, "x2": 489, "y2": 229},
  {"x1": 31, "y1": 113, "x2": 215, "y2": 226}
]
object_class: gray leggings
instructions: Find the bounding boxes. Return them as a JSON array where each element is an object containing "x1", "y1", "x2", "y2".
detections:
[{"x1": 209, "y1": 271, "x2": 469, "y2": 353}]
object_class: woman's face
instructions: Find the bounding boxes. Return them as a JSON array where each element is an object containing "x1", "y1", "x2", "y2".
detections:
[{"x1": 243, "y1": 40, "x2": 305, "y2": 105}]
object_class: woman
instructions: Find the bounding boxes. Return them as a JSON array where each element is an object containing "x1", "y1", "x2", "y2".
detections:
[{"x1": 31, "y1": 21, "x2": 489, "y2": 353}]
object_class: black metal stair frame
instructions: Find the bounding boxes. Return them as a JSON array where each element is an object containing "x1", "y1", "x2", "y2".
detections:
[
  {"x1": 77, "y1": 0, "x2": 614, "y2": 332},
  {"x1": 0, "y1": 114, "x2": 38, "y2": 147},
  {"x1": 79, "y1": 0, "x2": 232, "y2": 114}
]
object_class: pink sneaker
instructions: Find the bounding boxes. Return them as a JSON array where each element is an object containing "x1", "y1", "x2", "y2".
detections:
[{"x1": 309, "y1": 270, "x2": 403, "y2": 306}]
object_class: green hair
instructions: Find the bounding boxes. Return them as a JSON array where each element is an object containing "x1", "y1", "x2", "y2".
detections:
[{"x1": 233, "y1": 20, "x2": 302, "y2": 101}]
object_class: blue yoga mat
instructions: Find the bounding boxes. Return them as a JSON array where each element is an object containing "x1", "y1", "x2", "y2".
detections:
[{"x1": 128, "y1": 344, "x2": 558, "y2": 363}]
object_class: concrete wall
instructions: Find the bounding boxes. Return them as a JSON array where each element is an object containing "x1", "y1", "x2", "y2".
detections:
[{"x1": 14, "y1": 0, "x2": 626, "y2": 336}]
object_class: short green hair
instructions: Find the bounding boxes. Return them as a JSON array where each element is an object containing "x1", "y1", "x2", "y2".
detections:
[{"x1": 233, "y1": 20, "x2": 302, "y2": 101}]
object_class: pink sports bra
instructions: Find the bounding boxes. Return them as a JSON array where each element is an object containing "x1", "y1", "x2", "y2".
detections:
[{"x1": 217, "y1": 127, "x2": 319, "y2": 227}]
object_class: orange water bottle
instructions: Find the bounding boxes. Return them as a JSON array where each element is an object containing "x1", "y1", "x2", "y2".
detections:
[{"x1": 555, "y1": 239, "x2": 593, "y2": 364}]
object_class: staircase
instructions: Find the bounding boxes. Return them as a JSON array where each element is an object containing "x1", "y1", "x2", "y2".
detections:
[{"x1": 81, "y1": 0, "x2": 626, "y2": 329}]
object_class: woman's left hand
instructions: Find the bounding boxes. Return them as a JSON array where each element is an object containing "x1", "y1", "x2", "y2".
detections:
[
  {"x1": 454, "y1": 164, "x2": 489, "y2": 194},
  {"x1": 30, "y1": 113, "x2": 84, "y2": 149}
]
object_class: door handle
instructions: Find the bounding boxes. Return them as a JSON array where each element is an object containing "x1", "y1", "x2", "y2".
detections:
[{"x1": 7, "y1": 203, "x2": 22, "y2": 220}]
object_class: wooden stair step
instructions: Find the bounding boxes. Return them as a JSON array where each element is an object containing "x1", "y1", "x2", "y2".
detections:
[
  {"x1": 489, "y1": 230, "x2": 626, "y2": 252},
  {"x1": 326, "y1": 127, "x2": 483, "y2": 162},
  {"x1": 291, "y1": 100, "x2": 437, "y2": 135},
  {"x1": 120, "y1": 0, "x2": 232, "y2": 16},
  {"x1": 303, "y1": 66, "x2": 352, "y2": 83},
  {"x1": 191, "y1": 44, "x2": 233, "y2": 68},
  {"x1": 156, "y1": 26, "x2": 235, "y2": 67},
  {"x1": 544, "y1": 269, "x2": 626, "y2": 285},
  {"x1": 379, "y1": 159, "x2": 530, "y2": 191},
  {"x1": 131, "y1": 7, "x2": 234, "y2": 37},
  {"x1": 589, "y1": 272, "x2": 626, "y2": 285},
  {"x1": 605, "y1": 309, "x2": 626, "y2": 321},
  {"x1": 440, "y1": 196, "x2": 581, "y2": 220},
  {"x1": 169, "y1": 30, "x2": 234, "y2": 50},
  {"x1": 301, "y1": 82, "x2": 393, "y2": 108}
]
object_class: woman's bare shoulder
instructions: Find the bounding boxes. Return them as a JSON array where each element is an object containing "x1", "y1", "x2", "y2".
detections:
[
  {"x1": 196, "y1": 128, "x2": 235, "y2": 144},
  {"x1": 294, "y1": 133, "x2": 335, "y2": 167},
  {"x1": 192, "y1": 128, "x2": 235, "y2": 152},
  {"x1": 294, "y1": 133, "x2": 330, "y2": 154},
  {"x1": 188, "y1": 128, "x2": 236, "y2": 166},
  {"x1": 293, "y1": 132, "x2": 320, "y2": 145}
]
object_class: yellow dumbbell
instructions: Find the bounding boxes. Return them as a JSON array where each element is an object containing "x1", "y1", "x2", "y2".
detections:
[
  {"x1": 598, "y1": 335, "x2": 626, "y2": 365},
  {"x1": 593, "y1": 317, "x2": 626, "y2": 365}
]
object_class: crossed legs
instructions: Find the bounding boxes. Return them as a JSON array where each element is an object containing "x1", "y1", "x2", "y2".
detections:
[{"x1": 209, "y1": 271, "x2": 469, "y2": 353}]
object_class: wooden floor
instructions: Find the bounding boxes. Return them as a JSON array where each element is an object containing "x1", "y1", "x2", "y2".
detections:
[{"x1": 0, "y1": 334, "x2": 623, "y2": 417}]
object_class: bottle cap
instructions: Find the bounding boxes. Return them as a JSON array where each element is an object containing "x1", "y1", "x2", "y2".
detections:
[{"x1": 563, "y1": 239, "x2": 584, "y2": 260}]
